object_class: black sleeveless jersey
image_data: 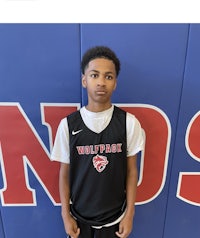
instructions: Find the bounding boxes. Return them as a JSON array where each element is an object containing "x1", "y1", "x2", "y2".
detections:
[{"x1": 67, "y1": 106, "x2": 127, "y2": 226}]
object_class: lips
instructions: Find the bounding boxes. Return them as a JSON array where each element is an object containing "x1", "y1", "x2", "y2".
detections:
[{"x1": 96, "y1": 90, "x2": 106, "y2": 95}]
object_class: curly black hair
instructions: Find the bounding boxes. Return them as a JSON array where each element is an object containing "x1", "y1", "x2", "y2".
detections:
[{"x1": 81, "y1": 46, "x2": 121, "y2": 76}]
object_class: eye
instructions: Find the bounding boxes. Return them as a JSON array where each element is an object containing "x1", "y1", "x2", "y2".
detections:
[
  {"x1": 106, "y1": 75, "x2": 113, "y2": 80},
  {"x1": 91, "y1": 73, "x2": 99, "y2": 78}
]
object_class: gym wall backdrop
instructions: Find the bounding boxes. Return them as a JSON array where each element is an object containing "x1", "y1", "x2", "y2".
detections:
[{"x1": 0, "y1": 23, "x2": 200, "y2": 238}]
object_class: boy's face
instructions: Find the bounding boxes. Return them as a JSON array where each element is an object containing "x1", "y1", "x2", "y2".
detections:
[{"x1": 82, "y1": 58, "x2": 117, "y2": 106}]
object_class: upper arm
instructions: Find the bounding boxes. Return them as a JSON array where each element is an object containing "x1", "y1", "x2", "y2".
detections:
[
  {"x1": 126, "y1": 113, "x2": 144, "y2": 157},
  {"x1": 127, "y1": 154, "x2": 138, "y2": 175},
  {"x1": 51, "y1": 118, "x2": 70, "y2": 163},
  {"x1": 59, "y1": 162, "x2": 70, "y2": 179}
]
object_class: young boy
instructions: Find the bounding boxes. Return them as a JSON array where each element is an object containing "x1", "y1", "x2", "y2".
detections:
[{"x1": 51, "y1": 46, "x2": 144, "y2": 238}]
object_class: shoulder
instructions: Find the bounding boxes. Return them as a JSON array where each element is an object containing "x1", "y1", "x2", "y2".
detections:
[
  {"x1": 114, "y1": 106, "x2": 139, "y2": 123},
  {"x1": 56, "y1": 117, "x2": 69, "y2": 134},
  {"x1": 67, "y1": 109, "x2": 81, "y2": 120},
  {"x1": 126, "y1": 112, "x2": 142, "y2": 128},
  {"x1": 126, "y1": 111, "x2": 136, "y2": 121},
  {"x1": 66, "y1": 110, "x2": 82, "y2": 127},
  {"x1": 114, "y1": 105, "x2": 126, "y2": 114},
  {"x1": 113, "y1": 106, "x2": 141, "y2": 124},
  {"x1": 113, "y1": 106, "x2": 126, "y2": 119}
]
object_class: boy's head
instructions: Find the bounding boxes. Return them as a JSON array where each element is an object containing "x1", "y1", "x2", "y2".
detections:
[{"x1": 81, "y1": 46, "x2": 120, "y2": 76}]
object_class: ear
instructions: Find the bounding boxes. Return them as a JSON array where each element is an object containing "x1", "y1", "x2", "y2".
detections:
[
  {"x1": 82, "y1": 74, "x2": 87, "y2": 88},
  {"x1": 113, "y1": 79, "x2": 117, "y2": 91}
]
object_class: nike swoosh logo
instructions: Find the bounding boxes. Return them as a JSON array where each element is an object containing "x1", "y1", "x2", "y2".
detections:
[{"x1": 72, "y1": 129, "x2": 83, "y2": 135}]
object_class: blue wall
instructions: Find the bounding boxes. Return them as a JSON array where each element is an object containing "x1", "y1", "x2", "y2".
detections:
[{"x1": 0, "y1": 23, "x2": 200, "y2": 238}]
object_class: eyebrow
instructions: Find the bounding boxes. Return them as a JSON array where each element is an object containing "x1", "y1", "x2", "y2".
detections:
[{"x1": 90, "y1": 70, "x2": 114, "y2": 74}]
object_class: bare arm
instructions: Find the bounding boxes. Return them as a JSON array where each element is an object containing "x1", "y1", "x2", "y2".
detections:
[
  {"x1": 116, "y1": 154, "x2": 138, "y2": 238},
  {"x1": 59, "y1": 163, "x2": 80, "y2": 238}
]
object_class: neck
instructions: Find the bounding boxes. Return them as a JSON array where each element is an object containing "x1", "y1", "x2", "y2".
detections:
[{"x1": 86, "y1": 102, "x2": 112, "y2": 112}]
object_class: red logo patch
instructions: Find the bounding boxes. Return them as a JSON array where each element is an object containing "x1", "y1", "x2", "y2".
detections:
[{"x1": 93, "y1": 154, "x2": 109, "y2": 172}]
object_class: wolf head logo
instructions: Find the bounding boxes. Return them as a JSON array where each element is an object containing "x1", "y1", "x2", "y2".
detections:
[{"x1": 93, "y1": 154, "x2": 109, "y2": 172}]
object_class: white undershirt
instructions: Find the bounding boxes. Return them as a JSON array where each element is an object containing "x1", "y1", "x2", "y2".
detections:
[{"x1": 80, "y1": 105, "x2": 114, "y2": 133}]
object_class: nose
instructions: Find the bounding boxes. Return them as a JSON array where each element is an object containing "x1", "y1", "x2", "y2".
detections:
[{"x1": 97, "y1": 75, "x2": 106, "y2": 86}]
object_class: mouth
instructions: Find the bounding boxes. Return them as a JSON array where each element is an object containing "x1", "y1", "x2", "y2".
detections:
[{"x1": 95, "y1": 91, "x2": 107, "y2": 95}]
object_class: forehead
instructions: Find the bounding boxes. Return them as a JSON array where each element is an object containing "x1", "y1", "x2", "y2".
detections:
[{"x1": 86, "y1": 58, "x2": 116, "y2": 74}]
